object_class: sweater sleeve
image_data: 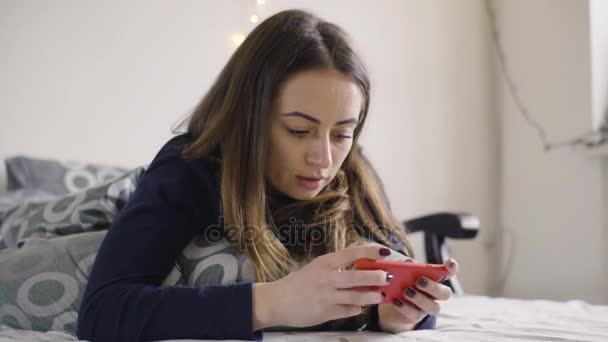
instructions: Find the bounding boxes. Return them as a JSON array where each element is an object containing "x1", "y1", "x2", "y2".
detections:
[{"x1": 77, "y1": 135, "x2": 263, "y2": 341}]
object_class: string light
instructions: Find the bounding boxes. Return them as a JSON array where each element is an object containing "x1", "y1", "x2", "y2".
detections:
[
  {"x1": 229, "y1": 33, "x2": 245, "y2": 47},
  {"x1": 228, "y1": 1, "x2": 263, "y2": 48},
  {"x1": 486, "y1": 0, "x2": 606, "y2": 151}
]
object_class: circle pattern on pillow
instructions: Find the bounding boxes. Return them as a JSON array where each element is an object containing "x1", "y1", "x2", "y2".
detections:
[{"x1": 17, "y1": 272, "x2": 79, "y2": 317}]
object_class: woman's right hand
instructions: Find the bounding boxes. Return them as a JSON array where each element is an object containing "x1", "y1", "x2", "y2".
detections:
[{"x1": 253, "y1": 245, "x2": 393, "y2": 329}]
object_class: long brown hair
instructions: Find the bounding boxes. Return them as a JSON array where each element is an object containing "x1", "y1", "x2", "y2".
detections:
[{"x1": 174, "y1": 9, "x2": 413, "y2": 282}]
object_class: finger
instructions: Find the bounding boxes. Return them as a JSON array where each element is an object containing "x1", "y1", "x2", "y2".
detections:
[
  {"x1": 320, "y1": 245, "x2": 392, "y2": 270},
  {"x1": 442, "y1": 258, "x2": 459, "y2": 280},
  {"x1": 402, "y1": 287, "x2": 441, "y2": 315},
  {"x1": 331, "y1": 270, "x2": 392, "y2": 288},
  {"x1": 332, "y1": 289, "x2": 383, "y2": 305},
  {"x1": 414, "y1": 277, "x2": 453, "y2": 301},
  {"x1": 343, "y1": 263, "x2": 356, "y2": 270},
  {"x1": 390, "y1": 298, "x2": 427, "y2": 322}
]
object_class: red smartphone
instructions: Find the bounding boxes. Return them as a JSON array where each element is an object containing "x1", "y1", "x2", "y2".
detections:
[{"x1": 352, "y1": 259, "x2": 450, "y2": 304}]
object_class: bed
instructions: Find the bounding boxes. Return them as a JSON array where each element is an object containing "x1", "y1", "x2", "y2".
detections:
[
  {"x1": 1, "y1": 156, "x2": 607, "y2": 342},
  {"x1": 1, "y1": 294, "x2": 607, "y2": 341}
]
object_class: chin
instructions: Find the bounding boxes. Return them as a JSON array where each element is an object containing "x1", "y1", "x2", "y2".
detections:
[
  {"x1": 289, "y1": 192, "x2": 316, "y2": 201},
  {"x1": 289, "y1": 188, "x2": 321, "y2": 201}
]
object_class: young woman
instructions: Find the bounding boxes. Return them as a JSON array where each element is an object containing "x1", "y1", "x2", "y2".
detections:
[{"x1": 77, "y1": 9, "x2": 459, "y2": 341}]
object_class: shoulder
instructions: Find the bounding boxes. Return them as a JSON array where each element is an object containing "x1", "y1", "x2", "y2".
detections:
[
  {"x1": 133, "y1": 133, "x2": 222, "y2": 217},
  {"x1": 151, "y1": 133, "x2": 198, "y2": 166},
  {"x1": 147, "y1": 133, "x2": 219, "y2": 187}
]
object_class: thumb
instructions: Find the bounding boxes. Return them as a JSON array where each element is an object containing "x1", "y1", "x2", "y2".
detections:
[
  {"x1": 444, "y1": 258, "x2": 459, "y2": 279},
  {"x1": 322, "y1": 244, "x2": 392, "y2": 270}
]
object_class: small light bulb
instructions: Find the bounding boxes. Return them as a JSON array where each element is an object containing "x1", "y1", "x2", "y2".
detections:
[
  {"x1": 229, "y1": 33, "x2": 245, "y2": 47},
  {"x1": 257, "y1": 0, "x2": 265, "y2": 5},
  {"x1": 250, "y1": 15, "x2": 260, "y2": 23}
]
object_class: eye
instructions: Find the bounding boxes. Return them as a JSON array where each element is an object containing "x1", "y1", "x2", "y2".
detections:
[
  {"x1": 287, "y1": 128, "x2": 309, "y2": 137},
  {"x1": 334, "y1": 134, "x2": 352, "y2": 143}
]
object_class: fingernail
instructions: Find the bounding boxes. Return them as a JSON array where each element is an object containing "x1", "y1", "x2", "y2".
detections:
[
  {"x1": 392, "y1": 298, "x2": 403, "y2": 307},
  {"x1": 448, "y1": 260, "x2": 456, "y2": 270},
  {"x1": 405, "y1": 288, "x2": 416, "y2": 298},
  {"x1": 417, "y1": 278, "x2": 428, "y2": 288},
  {"x1": 386, "y1": 273, "x2": 394, "y2": 283},
  {"x1": 361, "y1": 305, "x2": 366, "y2": 309},
  {"x1": 379, "y1": 248, "x2": 391, "y2": 256}
]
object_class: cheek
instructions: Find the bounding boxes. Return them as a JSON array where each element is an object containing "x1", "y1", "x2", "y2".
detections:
[
  {"x1": 332, "y1": 144, "x2": 352, "y2": 168},
  {"x1": 325, "y1": 145, "x2": 350, "y2": 181},
  {"x1": 267, "y1": 129, "x2": 299, "y2": 179}
]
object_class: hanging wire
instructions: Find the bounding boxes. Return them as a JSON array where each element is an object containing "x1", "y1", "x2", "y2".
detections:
[{"x1": 485, "y1": 0, "x2": 607, "y2": 152}]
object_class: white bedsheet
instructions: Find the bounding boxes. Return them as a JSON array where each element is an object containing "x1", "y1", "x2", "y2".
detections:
[{"x1": 1, "y1": 295, "x2": 607, "y2": 342}]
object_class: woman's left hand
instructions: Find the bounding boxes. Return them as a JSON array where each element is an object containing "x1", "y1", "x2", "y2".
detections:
[{"x1": 377, "y1": 258, "x2": 459, "y2": 333}]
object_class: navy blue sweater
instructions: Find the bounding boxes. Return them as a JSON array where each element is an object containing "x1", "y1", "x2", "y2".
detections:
[{"x1": 77, "y1": 133, "x2": 435, "y2": 341}]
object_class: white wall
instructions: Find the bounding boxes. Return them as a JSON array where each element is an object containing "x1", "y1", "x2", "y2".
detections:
[
  {"x1": 590, "y1": 0, "x2": 608, "y2": 129},
  {"x1": 589, "y1": 0, "x2": 608, "y2": 304},
  {"x1": 495, "y1": 0, "x2": 607, "y2": 304},
  {"x1": 1, "y1": 0, "x2": 499, "y2": 296},
  {"x1": 0, "y1": 0, "x2": 246, "y2": 177}
]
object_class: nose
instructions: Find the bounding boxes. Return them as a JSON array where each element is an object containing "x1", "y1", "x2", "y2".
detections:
[{"x1": 305, "y1": 136, "x2": 332, "y2": 169}]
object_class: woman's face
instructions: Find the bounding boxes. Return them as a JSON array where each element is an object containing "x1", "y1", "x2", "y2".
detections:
[{"x1": 266, "y1": 68, "x2": 363, "y2": 200}]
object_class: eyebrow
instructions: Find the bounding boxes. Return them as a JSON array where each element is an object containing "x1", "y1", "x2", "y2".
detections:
[{"x1": 281, "y1": 111, "x2": 358, "y2": 126}]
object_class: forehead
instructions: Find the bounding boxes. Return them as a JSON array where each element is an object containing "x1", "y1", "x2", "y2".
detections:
[{"x1": 274, "y1": 68, "x2": 363, "y2": 122}]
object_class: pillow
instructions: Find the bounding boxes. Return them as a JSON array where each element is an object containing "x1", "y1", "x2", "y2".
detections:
[
  {"x1": 161, "y1": 233, "x2": 256, "y2": 288},
  {"x1": 0, "y1": 230, "x2": 106, "y2": 336},
  {"x1": 5, "y1": 156, "x2": 129, "y2": 195},
  {"x1": 0, "y1": 167, "x2": 144, "y2": 251},
  {"x1": 161, "y1": 235, "x2": 410, "y2": 333},
  {"x1": 0, "y1": 189, "x2": 56, "y2": 224},
  {"x1": 161, "y1": 234, "x2": 409, "y2": 288}
]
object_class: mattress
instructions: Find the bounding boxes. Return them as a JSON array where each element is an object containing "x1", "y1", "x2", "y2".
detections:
[{"x1": 1, "y1": 294, "x2": 606, "y2": 342}]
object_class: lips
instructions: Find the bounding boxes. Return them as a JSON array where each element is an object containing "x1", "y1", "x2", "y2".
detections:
[
  {"x1": 299, "y1": 176, "x2": 324, "y2": 181},
  {"x1": 296, "y1": 176, "x2": 325, "y2": 190}
]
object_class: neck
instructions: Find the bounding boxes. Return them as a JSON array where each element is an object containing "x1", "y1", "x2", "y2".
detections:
[{"x1": 265, "y1": 183, "x2": 296, "y2": 210}]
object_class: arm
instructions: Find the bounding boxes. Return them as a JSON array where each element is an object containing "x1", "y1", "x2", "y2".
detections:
[
  {"x1": 77, "y1": 135, "x2": 263, "y2": 341},
  {"x1": 252, "y1": 282, "x2": 281, "y2": 331}
]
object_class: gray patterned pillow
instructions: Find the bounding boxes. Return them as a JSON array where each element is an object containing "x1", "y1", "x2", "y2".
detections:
[
  {"x1": 0, "y1": 189, "x2": 56, "y2": 225},
  {"x1": 0, "y1": 168, "x2": 144, "y2": 251},
  {"x1": 161, "y1": 235, "x2": 409, "y2": 333},
  {"x1": 0, "y1": 230, "x2": 405, "y2": 337},
  {"x1": 5, "y1": 156, "x2": 129, "y2": 195},
  {"x1": 161, "y1": 234, "x2": 256, "y2": 287},
  {"x1": 162, "y1": 235, "x2": 409, "y2": 288},
  {"x1": 0, "y1": 230, "x2": 106, "y2": 336}
]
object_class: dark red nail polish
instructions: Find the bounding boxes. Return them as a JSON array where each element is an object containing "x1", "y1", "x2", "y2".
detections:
[
  {"x1": 418, "y1": 278, "x2": 428, "y2": 287},
  {"x1": 405, "y1": 288, "x2": 416, "y2": 298},
  {"x1": 392, "y1": 298, "x2": 403, "y2": 307},
  {"x1": 379, "y1": 248, "x2": 391, "y2": 256}
]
